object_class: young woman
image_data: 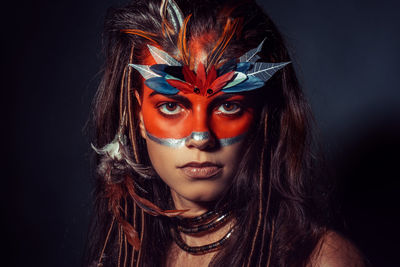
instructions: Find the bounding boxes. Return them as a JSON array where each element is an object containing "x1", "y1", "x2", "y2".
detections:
[{"x1": 85, "y1": 0, "x2": 365, "y2": 266}]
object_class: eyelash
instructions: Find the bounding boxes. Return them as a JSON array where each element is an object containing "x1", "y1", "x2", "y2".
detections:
[
  {"x1": 157, "y1": 102, "x2": 182, "y2": 115},
  {"x1": 156, "y1": 101, "x2": 243, "y2": 117},
  {"x1": 216, "y1": 102, "x2": 242, "y2": 115}
]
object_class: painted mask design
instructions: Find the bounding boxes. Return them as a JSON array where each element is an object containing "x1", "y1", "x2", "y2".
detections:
[{"x1": 131, "y1": 40, "x2": 289, "y2": 148}]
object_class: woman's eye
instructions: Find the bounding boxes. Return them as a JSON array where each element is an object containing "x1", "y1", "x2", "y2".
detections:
[
  {"x1": 217, "y1": 102, "x2": 241, "y2": 115},
  {"x1": 158, "y1": 102, "x2": 182, "y2": 115}
]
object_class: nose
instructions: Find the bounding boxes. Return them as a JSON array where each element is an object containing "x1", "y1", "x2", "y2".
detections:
[
  {"x1": 185, "y1": 100, "x2": 217, "y2": 150},
  {"x1": 185, "y1": 131, "x2": 217, "y2": 150}
]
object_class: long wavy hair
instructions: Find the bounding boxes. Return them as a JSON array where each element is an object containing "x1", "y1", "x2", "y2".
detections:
[{"x1": 84, "y1": 0, "x2": 330, "y2": 266}]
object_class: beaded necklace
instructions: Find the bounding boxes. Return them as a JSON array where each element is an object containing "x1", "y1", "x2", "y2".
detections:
[{"x1": 171, "y1": 208, "x2": 234, "y2": 254}]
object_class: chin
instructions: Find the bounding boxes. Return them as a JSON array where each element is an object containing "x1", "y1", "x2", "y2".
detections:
[{"x1": 176, "y1": 185, "x2": 226, "y2": 203}]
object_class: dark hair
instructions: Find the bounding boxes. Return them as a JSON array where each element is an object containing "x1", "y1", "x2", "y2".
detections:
[{"x1": 85, "y1": 0, "x2": 329, "y2": 266}]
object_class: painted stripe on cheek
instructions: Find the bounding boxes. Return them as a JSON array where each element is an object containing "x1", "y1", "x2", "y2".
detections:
[{"x1": 146, "y1": 131, "x2": 247, "y2": 148}]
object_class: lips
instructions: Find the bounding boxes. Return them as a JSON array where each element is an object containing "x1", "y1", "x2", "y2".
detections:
[{"x1": 179, "y1": 162, "x2": 222, "y2": 179}]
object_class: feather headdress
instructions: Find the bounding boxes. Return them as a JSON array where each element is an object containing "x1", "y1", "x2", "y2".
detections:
[
  {"x1": 130, "y1": 39, "x2": 290, "y2": 97},
  {"x1": 122, "y1": 0, "x2": 289, "y2": 97}
]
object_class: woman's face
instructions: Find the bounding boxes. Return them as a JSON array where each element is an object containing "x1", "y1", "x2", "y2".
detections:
[{"x1": 139, "y1": 80, "x2": 255, "y2": 205}]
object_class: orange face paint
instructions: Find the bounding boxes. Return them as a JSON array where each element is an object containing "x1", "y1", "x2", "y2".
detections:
[
  {"x1": 140, "y1": 82, "x2": 255, "y2": 147},
  {"x1": 136, "y1": 41, "x2": 259, "y2": 147}
]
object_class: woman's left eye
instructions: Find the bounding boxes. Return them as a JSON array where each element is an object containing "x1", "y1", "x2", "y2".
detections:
[
  {"x1": 217, "y1": 102, "x2": 241, "y2": 115},
  {"x1": 158, "y1": 102, "x2": 182, "y2": 115}
]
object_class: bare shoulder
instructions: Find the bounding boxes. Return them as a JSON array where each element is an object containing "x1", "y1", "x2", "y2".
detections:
[{"x1": 308, "y1": 231, "x2": 367, "y2": 267}]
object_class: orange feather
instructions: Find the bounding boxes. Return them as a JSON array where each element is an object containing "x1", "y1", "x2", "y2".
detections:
[{"x1": 120, "y1": 29, "x2": 158, "y2": 43}]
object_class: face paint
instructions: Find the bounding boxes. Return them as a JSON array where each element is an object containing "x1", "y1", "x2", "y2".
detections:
[
  {"x1": 134, "y1": 40, "x2": 288, "y2": 148},
  {"x1": 140, "y1": 82, "x2": 254, "y2": 148}
]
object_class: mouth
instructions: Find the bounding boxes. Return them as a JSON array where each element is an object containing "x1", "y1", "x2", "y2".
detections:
[{"x1": 178, "y1": 162, "x2": 222, "y2": 179}]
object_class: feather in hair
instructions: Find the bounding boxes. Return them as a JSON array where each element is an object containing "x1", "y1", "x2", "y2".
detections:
[
  {"x1": 217, "y1": 59, "x2": 237, "y2": 76},
  {"x1": 160, "y1": 0, "x2": 173, "y2": 37},
  {"x1": 195, "y1": 62, "x2": 207, "y2": 90},
  {"x1": 239, "y1": 38, "x2": 266, "y2": 63},
  {"x1": 166, "y1": 79, "x2": 194, "y2": 94},
  {"x1": 177, "y1": 14, "x2": 192, "y2": 66},
  {"x1": 149, "y1": 64, "x2": 185, "y2": 80},
  {"x1": 222, "y1": 75, "x2": 265, "y2": 93},
  {"x1": 182, "y1": 65, "x2": 197, "y2": 85},
  {"x1": 147, "y1": 45, "x2": 181, "y2": 66},
  {"x1": 119, "y1": 219, "x2": 141, "y2": 249},
  {"x1": 221, "y1": 72, "x2": 247, "y2": 90},
  {"x1": 207, "y1": 18, "x2": 241, "y2": 71},
  {"x1": 205, "y1": 66, "x2": 217, "y2": 89},
  {"x1": 246, "y1": 62, "x2": 290, "y2": 81},
  {"x1": 120, "y1": 29, "x2": 158, "y2": 43},
  {"x1": 209, "y1": 71, "x2": 235, "y2": 92},
  {"x1": 166, "y1": 0, "x2": 184, "y2": 31},
  {"x1": 92, "y1": 132, "x2": 155, "y2": 181},
  {"x1": 105, "y1": 182, "x2": 141, "y2": 250},
  {"x1": 160, "y1": 0, "x2": 184, "y2": 37},
  {"x1": 145, "y1": 77, "x2": 179, "y2": 94},
  {"x1": 125, "y1": 177, "x2": 188, "y2": 217},
  {"x1": 128, "y1": 64, "x2": 160, "y2": 80}
]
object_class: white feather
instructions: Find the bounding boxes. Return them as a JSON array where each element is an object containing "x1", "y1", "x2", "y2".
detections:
[
  {"x1": 167, "y1": 0, "x2": 184, "y2": 32},
  {"x1": 239, "y1": 38, "x2": 266, "y2": 63},
  {"x1": 128, "y1": 64, "x2": 160, "y2": 79},
  {"x1": 247, "y1": 62, "x2": 290, "y2": 81},
  {"x1": 147, "y1": 45, "x2": 181, "y2": 66}
]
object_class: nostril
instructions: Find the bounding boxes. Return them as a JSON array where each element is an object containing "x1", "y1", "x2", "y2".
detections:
[{"x1": 185, "y1": 131, "x2": 216, "y2": 150}]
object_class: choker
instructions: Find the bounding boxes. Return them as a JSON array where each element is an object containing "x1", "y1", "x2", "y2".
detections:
[
  {"x1": 177, "y1": 211, "x2": 231, "y2": 234},
  {"x1": 171, "y1": 207, "x2": 234, "y2": 254},
  {"x1": 171, "y1": 225, "x2": 234, "y2": 254}
]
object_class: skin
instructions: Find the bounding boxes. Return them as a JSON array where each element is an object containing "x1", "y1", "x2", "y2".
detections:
[
  {"x1": 137, "y1": 47, "x2": 256, "y2": 265},
  {"x1": 138, "y1": 81, "x2": 255, "y2": 216},
  {"x1": 138, "y1": 82, "x2": 250, "y2": 266},
  {"x1": 138, "y1": 84, "x2": 366, "y2": 267},
  {"x1": 308, "y1": 232, "x2": 366, "y2": 267},
  {"x1": 136, "y1": 49, "x2": 365, "y2": 267}
]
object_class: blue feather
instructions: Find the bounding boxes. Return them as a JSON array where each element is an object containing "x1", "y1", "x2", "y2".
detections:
[
  {"x1": 150, "y1": 64, "x2": 168, "y2": 77},
  {"x1": 145, "y1": 77, "x2": 179, "y2": 94},
  {"x1": 236, "y1": 62, "x2": 252, "y2": 73},
  {"x1": 222, "y1": 76, "x2": 264, "y2": 93}
]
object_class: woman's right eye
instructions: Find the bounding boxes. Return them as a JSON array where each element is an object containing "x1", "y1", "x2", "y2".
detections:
[{"x1": 158, "y1": 102, "x2": 183, "y2": 115}]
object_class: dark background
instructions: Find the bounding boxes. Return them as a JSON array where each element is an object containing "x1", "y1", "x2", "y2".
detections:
[{"x1": 4, "y1": 0, "x2": 399, "y2": 266}]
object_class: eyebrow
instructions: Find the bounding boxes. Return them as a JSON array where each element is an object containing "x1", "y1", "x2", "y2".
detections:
[
  {"x1": 149, "y1": 92, "x2": 192, "y2": 107},
  {"x1": 208, "y1": 93, "x2": 243, "y2": 107}
]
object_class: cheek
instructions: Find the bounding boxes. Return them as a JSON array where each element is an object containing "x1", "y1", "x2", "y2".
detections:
[
  {"x1": 210, "y1": 110, "x2": 254, "y2": 139},
  {"x1": 142, "y1": 104, "x2": 255, "y2": 140},
  {"x1": 140, "y1": 84, "x2": 255, "y2": 140},
  {"x1": 145, "y1": 140, "x2": 177, "y2": 184},
  {"x1": 141, "y1": 99, "x2": 192, "y2": 139},
  {"x1": 145, "y1": 134, "x2": 248, "y2": 202}
]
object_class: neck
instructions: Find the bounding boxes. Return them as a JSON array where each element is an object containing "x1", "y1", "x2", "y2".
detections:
[
  {"x1": 170, "y1": 190, "x2": 234, "y2": 251},
  {"x1": 171, "y1": 190, "x2": 211, "y2": 218}
]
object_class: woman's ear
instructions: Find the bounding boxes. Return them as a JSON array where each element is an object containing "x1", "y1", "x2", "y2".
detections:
[
  {"x1": 135, "y1": 90, "x2": 142, "y2": 106},
  {"x1": 138, "y1": 111, "x2": 147, "y2": 139},
  {"x1": 134, "y1": 90, "x2": 146, "y2": 139}
]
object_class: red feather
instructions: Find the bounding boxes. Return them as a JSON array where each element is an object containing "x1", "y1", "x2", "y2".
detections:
[
  {"x1": 167, "y1": 79, "x2": 194, "y2": 94},
  {"x1": 120, "y1": 220, "x2": 141, "y2": 249},
  {"x1": 210, "y1": 71, "x2": 235, "y2": 93},
  {"x1": 196, "y1": 63, "x2": 206, "y2": 92},
  {"x1": 182, "y1": 65, "x2": 197, "y2": 85},
  {"x1": 125, "y1": 177, "x2": 188, "y2": 217},
  {"x1": 205, "y1": 66, "x2": 217, "y2": 90}
]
